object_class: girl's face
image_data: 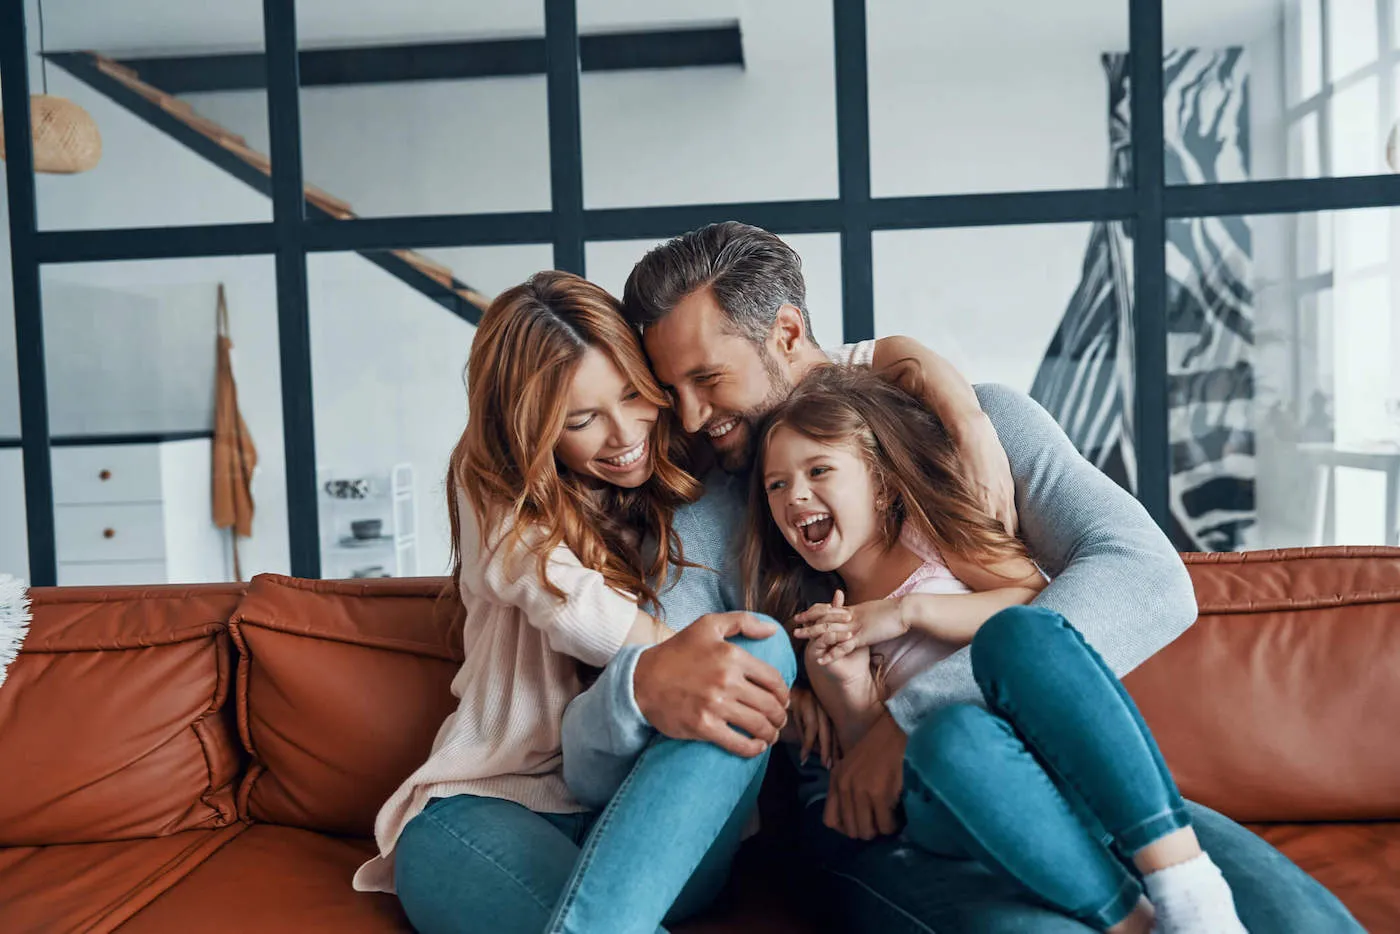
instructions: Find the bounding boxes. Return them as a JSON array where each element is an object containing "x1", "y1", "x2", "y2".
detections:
[
  {"x1": 554, "y1": 346, "x2": 659, "y2": 489},
  {"x1": 761, "y1": 425, "x2": 884, "y2": 574}
]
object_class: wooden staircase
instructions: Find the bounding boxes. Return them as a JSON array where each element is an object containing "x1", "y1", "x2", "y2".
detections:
[{"x1": 52, "y1": 52, "x2": 491, "y2": 321}]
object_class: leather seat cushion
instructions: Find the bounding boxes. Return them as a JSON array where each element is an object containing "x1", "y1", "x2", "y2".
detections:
[
  {"x1": 1253, "y1": 821, "x2": 1400, "y2": 933},
  {"x1": 114, "y1": 825, "x2": 411, "y2": 933},
  {"x1": 231, "y1": 575, "x2": 464, "y2": 835},
  {"x1": 0, "y1": 825, "x2": 244, "y2": 934},
  {"x1": 0, "y1": 585, "x2": 245, "y2": 845}
]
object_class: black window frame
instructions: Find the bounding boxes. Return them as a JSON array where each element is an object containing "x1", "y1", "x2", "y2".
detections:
[{"x1": 6, "y1": 0, "x2": 1400, "y2": 585}]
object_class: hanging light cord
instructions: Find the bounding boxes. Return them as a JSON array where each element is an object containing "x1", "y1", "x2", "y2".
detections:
[{"x1": 38, "y1": 0, "x2": 48, "y2": 95}]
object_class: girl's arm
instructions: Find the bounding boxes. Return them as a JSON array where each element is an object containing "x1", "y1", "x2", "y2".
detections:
[{"x1": 797, "y1": 558, "x2": 1046, "y2": 661}]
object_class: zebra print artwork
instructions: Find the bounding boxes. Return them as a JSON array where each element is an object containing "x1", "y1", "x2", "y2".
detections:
[{"x1": 1030, "y1": 50, "x2": 1256, "y2": 551}]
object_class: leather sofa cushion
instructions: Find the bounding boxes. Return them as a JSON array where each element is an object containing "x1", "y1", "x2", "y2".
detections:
[
  {"x1": 113, "y1": 825, "x2": 411, "y2": 933},
  {"x1": 0, "y1": 585, "x2": 244, "y2": 845},
  {"x1": 1125, "y1": 547, "x2": 1400, "y2": 822},
  {"x1": 1253, "y1": 821, "x2": 1400, "y2": 933},
  {"x1": 0, "y1": 825, "x2": 244, "y2": 933},
  {"x1": 232, "y1": 575, "x2": 463, "y2": 835}
]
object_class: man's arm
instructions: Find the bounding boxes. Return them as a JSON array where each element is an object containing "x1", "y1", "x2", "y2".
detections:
[
  {"x1": 871, "y1": 336, "x2": 1017, "y2": 533},
  {"x1": 885, "y1": 382, "x2": 1198, "y2": 731}
]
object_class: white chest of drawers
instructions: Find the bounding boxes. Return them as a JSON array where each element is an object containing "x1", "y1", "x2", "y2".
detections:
[{"x1": 52, "y1": 438, "x2": 229, "y2": 586}]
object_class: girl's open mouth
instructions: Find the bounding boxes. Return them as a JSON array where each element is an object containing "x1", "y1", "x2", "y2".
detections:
[{"x1": 794, "y1": 513, "x2": 834, "y2": 550}]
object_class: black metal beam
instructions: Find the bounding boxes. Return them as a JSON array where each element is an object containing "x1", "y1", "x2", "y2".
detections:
[
  {"x1": 1165, "y1": 173, "x2": 1400, "y2": 218},
  {"x1": 105, "y1": 25, "x2": 744, "y2": 94},
  {"x1": 45, "y1": 51, "x2": 481, "y2": 322},
  {"x1": 1130, "y1": 0, "x2": 1170, "y2": 529},
  {"x1": 263, "y1": 0, "x2": 320, "y2": 579},
  {"x1": 584, "y1": 200, "x2": 843, "y2": 241},
  {"x1": 872, "y1": 187, "x2": 1136, "y2": 229},
  {"x1": 545, "y1": 0, "x2": 585, "y2": 274},
  {"x1": 1, "y1": 1, "x2": 57, "y2": 586},
  {"x1": 833, "y1": 0, "x2": 874, "y2": 343},
  {"x1": 303, "y1": 211, "x2": 554, "y2": 251}
]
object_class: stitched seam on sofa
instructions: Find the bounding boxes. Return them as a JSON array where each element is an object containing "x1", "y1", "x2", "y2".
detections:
[
  {"x1": 19, "y1": 622, "x2": 227, "y2": 654},
  {"x1": 1183, "y1": 545, "x2": 1400, "y2": 565},
  {"x1": 230, "y1": 616, "x2": 460, "y2": 662},
  {"x1": 1196, "y1": 591, "x2": 1400, "y2": 614},
  {"x1": 190, "y1": 633, "x2": 235, "y2": 827},
  {"x1": 103, "y1": 823, "x2": 250, "y2": 933}
]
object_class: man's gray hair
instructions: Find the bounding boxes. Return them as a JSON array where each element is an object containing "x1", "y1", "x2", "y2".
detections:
[{"x1": 621, "y1": 221, "x2": 815, "y2": 346}]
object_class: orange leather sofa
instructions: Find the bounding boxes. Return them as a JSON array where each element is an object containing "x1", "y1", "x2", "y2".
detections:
[{"x1": 1, "y1": 546, "x2": 1395, "y2": 933}]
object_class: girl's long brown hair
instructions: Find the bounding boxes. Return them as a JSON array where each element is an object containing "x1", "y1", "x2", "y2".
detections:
[
  {"x1": 741, "y1": 365, "x2": 1026, "y2": 629},
  {"x1": 447, "y1": 271, "x2": 700, "y2": 613}
]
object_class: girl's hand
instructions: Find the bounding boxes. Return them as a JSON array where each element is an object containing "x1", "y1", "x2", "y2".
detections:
[
  {"x1": 793, "y1": 590, "x2": 908, "y2": 665},
  {"x1": 788, "y1": 686, "x2": 840, "y2": 769}
]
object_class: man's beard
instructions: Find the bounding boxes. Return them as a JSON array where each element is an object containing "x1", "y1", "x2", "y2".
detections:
[{"x1": 715, "y1": 355, "x2": 794, "y2": 474}]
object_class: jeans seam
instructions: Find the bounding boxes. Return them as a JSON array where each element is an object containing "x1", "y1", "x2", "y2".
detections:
[
  {"x1": 822, "y1": 866, "x2": 939, "y2": 934},
  {"x1": 905, "y1": 748, "x2": 1138, "y2": 926},
  {"x1": 547, "y1": 738, "x2": 682, "y2": 934},
  {"x1": 417, "y1": 808, "x2": 555, "y2": 913}
]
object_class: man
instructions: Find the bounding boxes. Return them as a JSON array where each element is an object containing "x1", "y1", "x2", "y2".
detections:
[{"x1": 564, "y1": 222, "x2": 1359, "y2": 931}]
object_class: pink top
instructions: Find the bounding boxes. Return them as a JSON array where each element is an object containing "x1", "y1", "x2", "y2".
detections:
[
  {"x1": 353, "y1": 496, "x2": 639, "y2": 894},
  {"x1": 874, "y1": 530, "x2": 972, "y2": 695}
]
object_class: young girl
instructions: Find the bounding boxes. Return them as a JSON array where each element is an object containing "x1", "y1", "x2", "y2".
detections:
[{"x1": 743, "y1": 365, "x2": 1247, "y2": 934}]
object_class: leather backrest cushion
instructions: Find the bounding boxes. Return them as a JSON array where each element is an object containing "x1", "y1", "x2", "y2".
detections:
[
  {"x1": 0, "y1": 585, "x2": 244, "y2": 845},
  {"x1": 1125, "y1": 546, "x2": 1400, "y2": 822},
  {"x1": 232, "y1": 574, "x2": 463, "y2": 836}
]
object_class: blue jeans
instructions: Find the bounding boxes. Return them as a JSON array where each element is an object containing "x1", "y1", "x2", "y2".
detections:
[
  {"x1": 902, "y1": 606, "x2": 1189, "y2": 928},
  {"x1": 797, "y1": 606, "x2": 1361, "y2": 932},
  {"x1": 394, "y1": 632, "x2": 797, "y2": 934}
]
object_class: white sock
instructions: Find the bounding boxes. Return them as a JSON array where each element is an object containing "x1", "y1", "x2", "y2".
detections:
[{"x1": 1143, "y1": 853, "x2": 1248, "y2": 934}]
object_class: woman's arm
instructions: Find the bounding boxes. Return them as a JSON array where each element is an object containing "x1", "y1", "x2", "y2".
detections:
[
  {"x1": 869, "y1": 336, "x2": 1016, "y2": 533},
  {"x1": 458, "y1": 497, "x2": 645, "y2": 667},
  {"x1": 625, "y1": 608, "x2": 673, "y2": 646}
]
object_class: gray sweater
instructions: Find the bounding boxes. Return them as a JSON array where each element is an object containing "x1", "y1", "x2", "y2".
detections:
[{"x1": 560, "y1": 384, "x2": 1198, "y2": 808}]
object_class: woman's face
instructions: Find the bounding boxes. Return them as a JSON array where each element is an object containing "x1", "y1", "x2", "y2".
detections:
[{"x1": 554, "y1": 346, "x2": 660, "y2": 489}]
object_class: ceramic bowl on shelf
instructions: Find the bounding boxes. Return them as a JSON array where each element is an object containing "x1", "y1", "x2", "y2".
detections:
[{"x1": 350, "y1": 519, "x2": 383, "y2": 540}]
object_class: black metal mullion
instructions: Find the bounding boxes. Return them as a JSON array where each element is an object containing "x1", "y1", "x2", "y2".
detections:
[
  {"x1": 545, "y1": 0, "x2": 585, "y2": 274},
  {"x1": 1, "y1": 4, "x2": 56, "y2": 586},
  {"x1": 263, "y1": 0, "x2": 320, "y2": 578},
  {"x1": 832, "y1": 0, "x2": 874, "y2": 343},
  {"x1": 1130, "y1": 0, "x2": 1170, "y2": 531}
]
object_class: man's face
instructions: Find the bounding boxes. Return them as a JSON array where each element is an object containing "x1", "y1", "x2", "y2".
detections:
[{"x1": 643, "y1": 287, "x2": 791, "y2": 472}]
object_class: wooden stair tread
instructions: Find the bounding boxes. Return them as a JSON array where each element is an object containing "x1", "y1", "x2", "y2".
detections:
[{"x1": 84, "y1": 52, "x2": 488, "y2": 315}]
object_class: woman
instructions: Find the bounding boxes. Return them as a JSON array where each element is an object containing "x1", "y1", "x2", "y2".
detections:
[{"x1": 353, "y1": 271, "x2": 793, "y2": 934}]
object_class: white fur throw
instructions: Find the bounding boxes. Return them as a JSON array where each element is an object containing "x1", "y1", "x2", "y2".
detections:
[{"x1": 0, "y1": 574, "x2": 31, "y2": 690}]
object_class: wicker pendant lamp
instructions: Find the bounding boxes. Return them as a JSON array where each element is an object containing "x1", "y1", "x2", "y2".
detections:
[{"x1": 0, "y1": 0, "x2": 102, "y2": 174}]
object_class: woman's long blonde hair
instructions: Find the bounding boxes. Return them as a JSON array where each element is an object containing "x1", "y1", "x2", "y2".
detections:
[
  {"x1": 447, "y1": 271, "x2": 700, "y2": 610},
  {"x1": 741, "y1": 365, "x2": 1026, "y2": 628}
]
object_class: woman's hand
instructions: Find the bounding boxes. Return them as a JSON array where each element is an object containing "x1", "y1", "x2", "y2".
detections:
[
  {"x1": 787, "y1": 686, "x2": 840, "y2": 769},
  {"x1": 793, "y1": 590, "x2": 908, "y2": 666}
]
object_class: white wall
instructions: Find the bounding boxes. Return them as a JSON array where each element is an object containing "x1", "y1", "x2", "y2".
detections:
[{"x1": 5, "y1": 0, "x2": 1314, "y2": 577}]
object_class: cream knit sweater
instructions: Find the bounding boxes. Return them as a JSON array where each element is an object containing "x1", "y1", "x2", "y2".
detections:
[{"x1": 353, "y1": 497, "x2": 638, "y2": 894}]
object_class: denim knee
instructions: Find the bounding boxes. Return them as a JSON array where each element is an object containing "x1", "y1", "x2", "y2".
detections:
[
  {"x1": 732, "y1": 616, "x2": 797, "y2": 687},
  {"x1": 970, "y1": 605, "x2": 1070, "y2": 687},
  {"x1": 905, "y1": 703, "x2": 1009, "y2": 791}
]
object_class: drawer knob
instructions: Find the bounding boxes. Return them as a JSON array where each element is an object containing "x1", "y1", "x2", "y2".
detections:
[
  {"x1": 103, "y1": 528, "x2": 116, "y2": 539},
  {"x1": 99, "y1": 469, "x2": 112, "y2": 481}
]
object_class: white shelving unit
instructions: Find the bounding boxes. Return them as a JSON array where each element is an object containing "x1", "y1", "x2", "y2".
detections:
[{"x1": 317, "y1": 463, "x2": 417, "y2": 579}]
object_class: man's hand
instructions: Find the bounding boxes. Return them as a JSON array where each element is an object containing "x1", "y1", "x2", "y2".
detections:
[
  {"x1": 824, "y1": 708, "x2": 907, "y2": 840},
  {"x1": 952, "y1": 411, "x2": 1017, "y2": 534},
  {"x1": 633, "y1": 611, "x2": 790, "y2": 758}
]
